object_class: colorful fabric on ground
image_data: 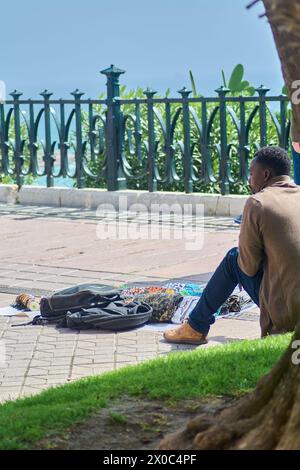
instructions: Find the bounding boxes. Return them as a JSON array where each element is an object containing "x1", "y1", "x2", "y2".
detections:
[
  {"x1": 129, "y1": 292, "x2": 183, "y2": 323},
  {"x1": 120, "y1": 283, "x2": 252, "y2": 324},
  {"x1": 172, "y1": 296, "x2": 200, "y2": 324},
  {"x1": 163, "y1": 282, "x2": 204, "y2": 297},
  {"x1": 121, "y1": 286, "x2": 172, "y2": 298},
  {"x1": 120, "y1": 283, "x2": 203, "y2": 298},
  {"x1": 219, "y1": 292, "x2": 254, "y2": 315}
]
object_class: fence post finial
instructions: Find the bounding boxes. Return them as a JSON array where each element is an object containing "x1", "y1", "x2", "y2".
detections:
[{"x1": 100, "y1": 65, "x2": 126, "y2": 191}]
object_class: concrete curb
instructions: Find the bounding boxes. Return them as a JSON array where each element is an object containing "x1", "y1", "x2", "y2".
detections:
[{"x1": 0, "y1": 184, "x2": 248, "y2": 216}]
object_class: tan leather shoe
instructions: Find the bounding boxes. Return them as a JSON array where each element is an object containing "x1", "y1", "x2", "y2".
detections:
[{"x1": 163, "y1": 322, "x2": 208, "y2": 345}]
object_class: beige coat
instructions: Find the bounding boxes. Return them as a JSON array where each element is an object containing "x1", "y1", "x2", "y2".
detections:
[{"x1": 238, "y1": 175, "x2": 300, "y2": 336}]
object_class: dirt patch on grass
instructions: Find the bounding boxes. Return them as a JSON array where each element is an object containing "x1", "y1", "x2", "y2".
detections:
[{"x1": 36, "y1": 395, "x2": 236, "y2": 450}]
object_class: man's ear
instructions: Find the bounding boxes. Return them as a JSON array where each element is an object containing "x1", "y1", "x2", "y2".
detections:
[
  {"x1": 264, "y1": 168, "x2": 271, "y2": 181},
  {"x1": 292, "y1": 142, "x2": 300, "y2": 153}
]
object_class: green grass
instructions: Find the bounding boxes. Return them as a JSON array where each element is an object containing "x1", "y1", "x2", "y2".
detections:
[
  {"x1": 108, "y1": 411, "x2": 127, "y2": 425},
  {"x1": 0, "y1": 334, "x2": 291, "y2": 449}
]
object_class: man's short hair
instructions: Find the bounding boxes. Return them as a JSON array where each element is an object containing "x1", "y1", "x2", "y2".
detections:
[{"x1": 254, "y1": 146, "x2": 291, "y2": 176}]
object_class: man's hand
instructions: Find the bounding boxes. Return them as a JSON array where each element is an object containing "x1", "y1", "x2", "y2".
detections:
[{"x1": 292, "y1": 142, "x2": 300, "y2": 153}]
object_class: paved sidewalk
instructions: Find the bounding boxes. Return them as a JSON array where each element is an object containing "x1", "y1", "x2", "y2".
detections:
[
  {"x1": 0, "y1": 203, "x2": 240, "y2": 290},
  {"x1": 0, "y1": 204, "x2": 260, "y2": 403}
]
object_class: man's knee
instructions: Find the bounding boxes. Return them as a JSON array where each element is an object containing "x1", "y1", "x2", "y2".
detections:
[
  {"x1": 225, "y1": 247, "x2": 239, "y2": 260},
  {"x1": 224, "y1": 247, "x2": 239, "y2": 273}
]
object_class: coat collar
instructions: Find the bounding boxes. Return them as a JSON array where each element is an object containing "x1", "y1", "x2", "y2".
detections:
[{"x1": 262, "y1": 175, "x2": 297, "y2": 190}]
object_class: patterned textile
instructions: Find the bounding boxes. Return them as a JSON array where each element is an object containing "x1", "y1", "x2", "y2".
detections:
[
  {"x1": 162, "y1": 282, "x2": 186, "y2": 294},
  {"x1": 129, "y1": 292, "x2": 183, "y2": 323},
  {"x1": 121, "y1": 286, "x2": 174, "y2": 298},
  {"x1": 163, "y1": 282, "x2": 204, "y2": 297},
  {"x1": 120, "y1": 283, "x2": 203, "y2": 298},
  {"x1": 220, "y1": 292, "x2": 253, "y2": 315},
  {"x1": 120, "y1": 283, "x2": 253, "y2": 324},
  {"x1": 172, "y1": 296, "x2": 200, "y2": 324}
]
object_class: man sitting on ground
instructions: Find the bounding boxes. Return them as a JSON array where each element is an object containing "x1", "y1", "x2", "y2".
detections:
[{"x1": 164, "y1": 146, "x2": 300, "y2": 345}]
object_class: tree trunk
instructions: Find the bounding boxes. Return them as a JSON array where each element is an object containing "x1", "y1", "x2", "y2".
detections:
[
  {"x1": 160, "y1": 326, "x2": 300, "y2": 450},
  {"x1": 263, "y1": 0, "x2": 300, "y2": 141},
  {"x1": 160, "y1": 1, "x2": 300, "y2": 449}
]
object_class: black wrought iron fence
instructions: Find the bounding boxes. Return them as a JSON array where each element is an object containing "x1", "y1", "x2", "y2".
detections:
[{"x1": 0, "y1": 65, "x2": 291, "y2": 195}]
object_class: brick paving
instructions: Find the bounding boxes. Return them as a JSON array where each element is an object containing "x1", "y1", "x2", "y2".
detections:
[{"x1": 0, "y1": 203, "x2": 260, "y2": 403}]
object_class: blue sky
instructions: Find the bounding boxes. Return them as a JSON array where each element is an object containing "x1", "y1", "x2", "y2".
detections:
[{"x1": 1, "y1": 0, "x2": 282, "y2": 99}]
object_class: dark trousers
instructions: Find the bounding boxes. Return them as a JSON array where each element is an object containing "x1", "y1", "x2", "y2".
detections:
[{"x1": 188, "y1": 247, "x2": 263, "y2": 336}]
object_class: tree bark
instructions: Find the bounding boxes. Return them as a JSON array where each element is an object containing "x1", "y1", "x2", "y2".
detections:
[
  {"x1": 159, "y1": 1, "x2": 300, "y2": 449},
  {"x1": 262, "y1": 0, "x2": 300, "y2": 141},
  {"x1": 160, "y1": 326, "x2": 300, "y2": 450}
]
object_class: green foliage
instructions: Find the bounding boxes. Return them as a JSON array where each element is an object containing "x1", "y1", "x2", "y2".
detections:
[
  {"x1": 108, "y1": 411, "x2": 127, "y2": 425},
  {"x1": 0, "y1": 115, "x2": 37, "y2": 186},
  {"x1": 228, "y1": 64, "x2": 244, "y2": 91},
  {"x1": 189, "y1": 70, "x2": 198, "y2": 98},
  {"x1": 221, "y1": 70, "x2": 227, "y2": 88},
  {"x1": 225, "y1": 64, "x2": 255, "y2": 95},
  {"x1": 81, "y1": 65, "x2": 289, "y2": 195}
]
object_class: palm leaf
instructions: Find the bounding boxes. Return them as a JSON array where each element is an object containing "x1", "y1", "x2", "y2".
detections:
[
  {"x1": 228, "y1": 64, "x2": 244, "y2": 92},
  {"x1": 221, "y1": 70, "x2": 227, "y2": 88},
  {"x1": 189, "y1": 70, "x2": 198, "y2": 97}
]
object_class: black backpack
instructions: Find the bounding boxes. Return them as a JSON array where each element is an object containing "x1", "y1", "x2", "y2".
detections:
[
  {"x1": 40, "y1": 284, "x2": 121, "y2": 322},
  {"x1": 24, "y1": 283, "x2": 152, "y2": 331},
  {"x1": 64, "y1": 300, "x2": 153, "y2": 330}
]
